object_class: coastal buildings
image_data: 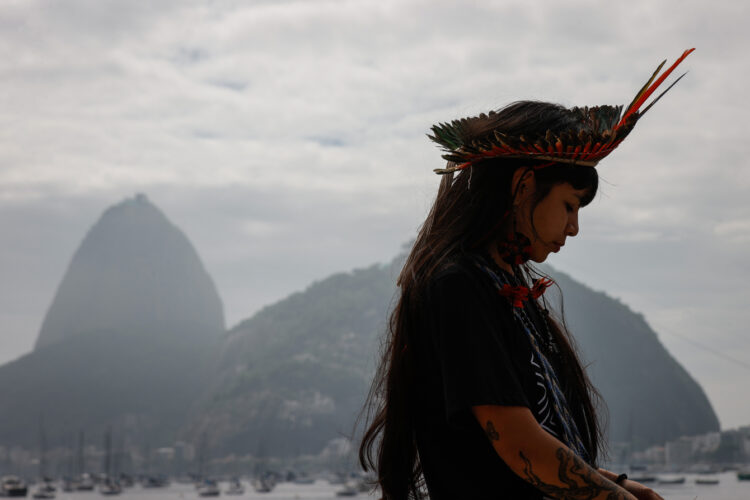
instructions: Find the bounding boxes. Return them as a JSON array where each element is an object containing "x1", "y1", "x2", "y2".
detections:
[{"x1": 631, "y1": 426, "x2": 750, "y2": 467}]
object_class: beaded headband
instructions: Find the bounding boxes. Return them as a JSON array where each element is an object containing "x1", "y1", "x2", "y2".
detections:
[{"x1": 429, "y1": 49, "x2": 695, "y2": 175}]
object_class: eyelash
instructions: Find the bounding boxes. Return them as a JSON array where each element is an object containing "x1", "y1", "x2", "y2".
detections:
[{"x1": 565, "y1": 203, "x2": 574, "y2": 212}]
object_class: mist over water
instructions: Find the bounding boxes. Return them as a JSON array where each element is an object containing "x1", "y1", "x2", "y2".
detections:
[
  {"x1": 48, "y1": 481, "x2": 376, "y2": 500},
  {"x1": 31, "y1": 474, "x2": 750, "y2": 500}
]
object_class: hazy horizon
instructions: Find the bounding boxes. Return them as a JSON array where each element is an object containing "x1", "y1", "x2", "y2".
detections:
[{"x1": 1, "y1": 0, "x2": 749, "y2": 430}]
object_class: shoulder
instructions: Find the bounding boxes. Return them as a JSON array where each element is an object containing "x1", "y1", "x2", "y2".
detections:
[
  {"x1": 425, "y1": 256, "x2": 502, "y2": 312},
  {"x1": 428, "y1": 258, "x2": 481, "y2": 295}
]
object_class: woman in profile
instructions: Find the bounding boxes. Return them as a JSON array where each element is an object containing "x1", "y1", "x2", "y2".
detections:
[{"x1": 359, "y1": 49, "x2": 694, "y2": 500}]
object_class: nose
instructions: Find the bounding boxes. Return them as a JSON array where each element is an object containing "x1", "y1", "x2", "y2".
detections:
[{"x1": 566, "y1": 214, "x2": 579, "y2": 237}]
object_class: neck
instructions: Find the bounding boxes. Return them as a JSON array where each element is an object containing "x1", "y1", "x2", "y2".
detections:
[{"x1": 487, "y1": 244, "x2": 514, "y2": 275}]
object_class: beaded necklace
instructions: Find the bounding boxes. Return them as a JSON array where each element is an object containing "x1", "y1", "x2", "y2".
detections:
[{"x1": 473, "y1": 254, "x2": 590, "y2": 462}]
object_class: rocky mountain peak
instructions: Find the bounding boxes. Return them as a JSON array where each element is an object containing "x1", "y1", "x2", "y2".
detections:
[{"x1": 35, "y1": 194, "x2": 224, "y2": 350}]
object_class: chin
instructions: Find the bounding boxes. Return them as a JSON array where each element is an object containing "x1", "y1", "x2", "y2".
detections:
[{"x1": 530, "y1": 254, "x2": 549, "y2": 264}]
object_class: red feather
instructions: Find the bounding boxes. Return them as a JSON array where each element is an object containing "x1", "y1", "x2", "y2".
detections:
[{"x1": 617, "y1": 48, "x2": 695, "y2": 129}]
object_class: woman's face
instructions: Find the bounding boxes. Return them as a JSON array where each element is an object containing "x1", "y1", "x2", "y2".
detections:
[{"x1": 517, "y1": 181, "x2": 588, "y2": 263}]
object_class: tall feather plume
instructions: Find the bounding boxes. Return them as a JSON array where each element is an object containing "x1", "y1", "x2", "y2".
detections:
[
  {"x1": 616, "y1": 48, "x2": 695, "y2": 129},
  {"x1": 428, "y1": 49, "x2": 695, "y2": 174}
]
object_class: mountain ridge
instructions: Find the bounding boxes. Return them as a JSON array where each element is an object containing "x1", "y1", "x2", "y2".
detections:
[{"x1": 0, "y1": 196, "x2": 719, "y2": 458}]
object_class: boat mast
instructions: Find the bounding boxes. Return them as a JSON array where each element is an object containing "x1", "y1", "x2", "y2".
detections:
[
  {"x1": 103, "y1": 427, "x2": 112, "y2": 479},
  {"x1": 77, "y1": 430, "x2": 85, "y2": 476},
  {"x1": 38, "y1": 415, "x2": 47, "y2": 480}
]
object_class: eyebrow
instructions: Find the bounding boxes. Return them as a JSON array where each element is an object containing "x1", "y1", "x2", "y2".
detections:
[{"x1": 571, "y1": 192, "x2": 587, "y2": 208}]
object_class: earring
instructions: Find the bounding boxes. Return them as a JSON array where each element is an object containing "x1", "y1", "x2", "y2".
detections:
[
  {"x1": 496, "y1": 206, "x2": 532, "y2": 265},
  {"x1": 496, "y1": 232, "x2": 532, "y2": 265}
]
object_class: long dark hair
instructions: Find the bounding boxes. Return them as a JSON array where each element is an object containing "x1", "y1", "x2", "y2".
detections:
[{"x1": 359, "y1": 102, "x2": 605, "y2": 500}]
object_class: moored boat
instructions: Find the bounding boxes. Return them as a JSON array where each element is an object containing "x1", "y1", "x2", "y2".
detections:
[
  {"x1": 629, "y1": 475, "x2": 656, "y2": 483},
  {"x1": 31, "y1": 480, "x2": 55, "y2": 500},
  {"x1": 251, "y1": 475, "x2": 275, "y2": 494},
  {"x1": 196, "y1": 479, "x2": 220, "y2": 497},
  {"x1": 99, "y1": 477, "x2": 121, "y2": 496},
  {"x1": 224, "y1": 479, "x2": 244, "y2": 495},
  {"x1": 292, "y1": 476, "x2": 315, "y2": 485},
  {"x1": 142, "y1": 475, "x2": 169, "y2": 488},
  {"x1": 31, "y1": 479, "x2": 55, "y2": 499},
  {"x1": 657, "y1": 476, "x2": 685, "y2": 485},
  {"x1": 1, "y1": 476, "x2": 28, "y2": 497},
  {"x1": 75, "y1": 473, "x2": 95, "y2": 491},
  {"x1": 335, "y1": 483, "x2": 358, "y2": 497},
  {"x1": 695, "y1": 477, "x2": 719, "y2": 485}
]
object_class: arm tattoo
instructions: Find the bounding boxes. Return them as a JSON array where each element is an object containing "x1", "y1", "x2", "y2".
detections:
[
  {"x1": 484, "y1": 421, "x2": 500, "y2": 441},
  {"x1": 518, "y1": 448, "x2": 629, "y2": 500}
]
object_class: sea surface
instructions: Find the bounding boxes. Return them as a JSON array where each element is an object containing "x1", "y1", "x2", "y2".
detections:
[
  {"x1": 47, "y1": 473, "x2": 750, "y2": 500},
  {"x1": 652, "y1": 471, "x2": 750, "y2": 500},
  {"x1": 50, "y1": 481, "x2": 376, "y2": 500}
]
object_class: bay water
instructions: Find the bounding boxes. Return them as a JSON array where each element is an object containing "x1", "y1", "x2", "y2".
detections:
[{"x1": 50, "y1": 472, "x2": 749, "y2": 500}]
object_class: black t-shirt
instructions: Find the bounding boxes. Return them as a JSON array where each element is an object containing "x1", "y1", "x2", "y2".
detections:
[{"x1": 412, "y1": 258, "x2": 565, "y2": 500}]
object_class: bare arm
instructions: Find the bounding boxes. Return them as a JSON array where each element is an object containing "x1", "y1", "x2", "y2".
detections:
[{"x1": 472, "y1": 405, "x2": 637, "y2": 500}]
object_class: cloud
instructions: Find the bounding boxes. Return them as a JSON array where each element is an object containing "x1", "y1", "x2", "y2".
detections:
[
  {"x1": 715, "y1": 219, "x2": 750, "y2": 242},
  {"x1": 1, "y1": 0, "x2": 750, "y2": 427}
]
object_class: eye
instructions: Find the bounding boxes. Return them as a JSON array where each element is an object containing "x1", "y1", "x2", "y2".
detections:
[{"x1": 565, "y1": 202, "x2": 574, "y2": 212}]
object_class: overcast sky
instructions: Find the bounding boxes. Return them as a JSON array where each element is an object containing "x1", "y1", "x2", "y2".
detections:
[{"x1": 2, "y1": 0, "x2": 749, "y2": 430}]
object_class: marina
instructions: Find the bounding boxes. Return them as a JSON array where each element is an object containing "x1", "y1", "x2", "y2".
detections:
[{"x1": 3, "y1": 472, "x2": 750, "y2": 500}]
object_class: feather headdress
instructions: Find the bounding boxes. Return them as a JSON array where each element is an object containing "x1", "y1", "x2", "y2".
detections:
[{"x1": 429, "y1": 49, "x2": 695, "y2": 174}]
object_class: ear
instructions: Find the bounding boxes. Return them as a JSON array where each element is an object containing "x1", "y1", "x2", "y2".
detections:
[{"x1": 511, "y1": 168, "x2": 536, "y2": 201}]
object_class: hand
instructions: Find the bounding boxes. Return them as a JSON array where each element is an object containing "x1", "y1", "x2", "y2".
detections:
[{"x1": 621, "y1": 479, "x2": 664, "y2": 500}]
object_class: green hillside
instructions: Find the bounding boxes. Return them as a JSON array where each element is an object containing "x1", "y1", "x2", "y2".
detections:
[
  {"x1": 181, "y1": 262, "x2": 398, "y2": 456},
  {"x1": 183, "y1": 256, "x2": 719, "y2": 456}
]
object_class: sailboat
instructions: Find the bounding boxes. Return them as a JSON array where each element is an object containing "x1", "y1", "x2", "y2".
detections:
[
  {"x1": 73, "y1": 431, "x2": 95, "y2": 491},
  {"x1": 31, "y1": 484, "x2": 55, "y2": 499},
  {"x1": 32, "y1": 417, "x2": 56, "y2": 499},
  {"x1": 224, "y1": 478, "x2": 244, "y2": 495},
  {"x1": 250, "y1": 475, "x2": 275, "y2": 494},
  {"x1": 196, "y1": 479, "x2": 220, "y2": 497},
  {"x1": 0, "y1": 476, "x2": 28, "y2": 497},
  {"x1": 251, "y1": 442, "x2": 275, "y2": 493},
  {"x1": 98, "y1": 427, "x2": 121, "y2": 495},
  {"x1": 192, "y1": 432, "x2": 220, "y2": 496}
]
